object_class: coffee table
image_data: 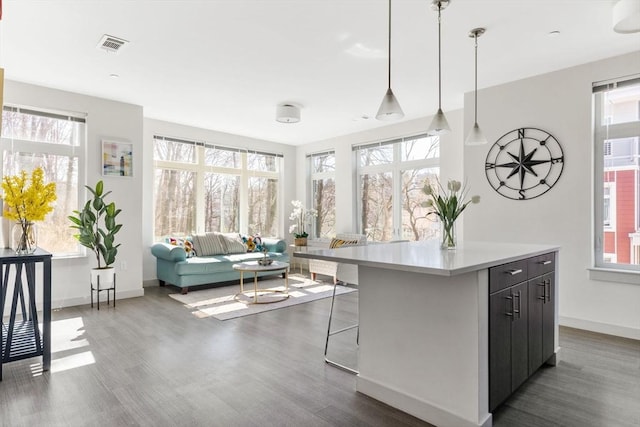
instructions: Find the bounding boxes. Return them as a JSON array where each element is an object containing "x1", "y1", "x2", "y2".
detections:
[{"x1": 232, "y1": 260, "x2": 289, "y2": 304}]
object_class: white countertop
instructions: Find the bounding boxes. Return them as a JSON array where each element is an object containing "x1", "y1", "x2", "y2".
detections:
[{"x1": 295, "y1": 240, "x2": 560, "y2": 276}]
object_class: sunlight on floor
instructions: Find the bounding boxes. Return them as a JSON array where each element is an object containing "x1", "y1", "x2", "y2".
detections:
[
  {"x1": 50, "y1": 351, "x2": 96, "y2": 373},
  {"x1": 52, "y1": 317, "x2": 90, "y2": 352},
  {"x1": 49, "y1": 316, "x2": 95, "y2": 373}
]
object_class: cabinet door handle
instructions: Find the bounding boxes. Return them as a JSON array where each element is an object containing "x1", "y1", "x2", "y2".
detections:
[
  {"x1": 505, "y1": 295, "x2": 514, "y2": 317},
  {"x1": 540, "y1": 260, "x2": 552, "y2": 265},
  {"x1": 513, "y1": 290, "x2": 522, "y2": 319},
  {"x1": 507, "y1": 269, "x2": 523, "y2": 276},
  {"x1": 545, "y1": 279, "x2": 551, "y2": 303},
  {"x1": 538, "y1": 281, "x2": 546, "y2": 300}
]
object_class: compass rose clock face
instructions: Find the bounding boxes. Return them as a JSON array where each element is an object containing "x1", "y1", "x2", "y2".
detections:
[{"x1": 485, "y1": 127, "x2": 564, "y2": 200}]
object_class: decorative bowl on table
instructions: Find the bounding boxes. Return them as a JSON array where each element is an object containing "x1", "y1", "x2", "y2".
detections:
[{"x1": 258, "y1": 258, "x2": 273, "y2": 266}]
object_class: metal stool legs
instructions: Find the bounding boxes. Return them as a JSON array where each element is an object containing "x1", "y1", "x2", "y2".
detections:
[{"x1": 324, "y1": 281, "x2": 359, "y2": 374}]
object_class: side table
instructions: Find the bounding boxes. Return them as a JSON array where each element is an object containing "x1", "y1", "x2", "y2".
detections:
[
  {"x1": 289, "y1": 244, "x2": 308, "y2": 275},
  {"x1": 0, "y1": 248, "x2": 52, "y2": 381},
  {"x1": 232, "y1": 261, "x2": 289, "y2": 304}
]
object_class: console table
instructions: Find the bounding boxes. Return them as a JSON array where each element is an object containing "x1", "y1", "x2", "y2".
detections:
[{"x1": 0, "y1": 248, "x2": 52, "y2": 380}]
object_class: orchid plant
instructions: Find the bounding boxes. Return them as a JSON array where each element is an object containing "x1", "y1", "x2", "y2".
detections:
[{"x1": 288, "y1": 200, "x2": 317, "y2": 238}]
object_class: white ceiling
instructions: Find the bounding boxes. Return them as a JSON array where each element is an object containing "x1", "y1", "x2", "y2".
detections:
[{"x1": 1, "y1": 0, "x2": 639, "y2": 146}]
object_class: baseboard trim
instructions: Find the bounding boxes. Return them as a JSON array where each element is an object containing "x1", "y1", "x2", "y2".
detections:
[
  {"x1": 356, "y1": 375, "x2": 492, "y2": 427},
  {"x1": 560, "y1": 316, "x2": 640, "y2": 340},
  {"x1": 52, "y1": 288, "x2": 145, "y2": 310},
  {"x1": 143, "y1": 279, "x2": 159, "y2": 288}
]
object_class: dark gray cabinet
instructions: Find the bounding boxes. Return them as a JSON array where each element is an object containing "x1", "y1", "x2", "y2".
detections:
[
  {"x1": 489, "y1": 253, "x2": 556, "y2": 412},
  {"x1": 527, "y1": 253, "x2": 555, "y2": 374}
]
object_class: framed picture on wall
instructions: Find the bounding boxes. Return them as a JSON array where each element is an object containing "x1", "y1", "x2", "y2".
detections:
[{"x1": 102, "y1": 140, "x2": 133, "y2": 177}]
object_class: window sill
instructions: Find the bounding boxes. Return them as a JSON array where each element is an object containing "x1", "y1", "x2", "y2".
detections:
[{"x1": 588, "y1": 267, "x2": 640, "y2": 285}]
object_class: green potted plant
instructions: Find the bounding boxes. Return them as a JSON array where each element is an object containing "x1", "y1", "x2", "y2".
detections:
[{"x1": 68, "y1": 180, "x2": 122, "y2": 286}]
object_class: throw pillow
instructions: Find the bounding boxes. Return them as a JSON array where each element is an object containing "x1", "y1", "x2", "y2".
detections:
[
  {"x1": 241, "y1": 234, "x2": 263, "y2": 252},
  {"x1": 219, "y1": 234, "x2": 247, "y2": 254},
  {"x1": 329, "y1": 238, "x2": 360, "y2": 249},
  {"x1": 166, "y1": 236, "x2": 197, "y2": 257},
  {"x1": 192, "y1": 233, "x2": 227, "y2": 256}
]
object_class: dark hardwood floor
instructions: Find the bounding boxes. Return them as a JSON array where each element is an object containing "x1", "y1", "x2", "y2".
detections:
[{"x1": 1, "y1": 281, "x2": 639, "y2": 427}]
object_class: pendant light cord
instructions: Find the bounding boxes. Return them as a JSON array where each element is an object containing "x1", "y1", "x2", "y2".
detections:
[
  {"x1": 437, "y1": 2, "x2": 442, "y2": 109},
  {"x1": 387, "y1": 0, "x2": 392, "y2": 89},
  {"x1": 474, "y1": 32, "x2": 478, "y2": 123}
]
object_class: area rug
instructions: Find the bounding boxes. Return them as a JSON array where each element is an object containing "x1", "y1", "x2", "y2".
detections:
[{"x1": 168, "y1": 274, "x2": 355, "y2": 320}]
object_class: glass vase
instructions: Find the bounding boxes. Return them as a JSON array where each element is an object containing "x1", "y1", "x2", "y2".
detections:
[
  {"x1": 440, "y1": 218, "x2": 457, "y2": 250},
  {"x1": 12, "y1": 221, "x2": 38, "y2": 255}
]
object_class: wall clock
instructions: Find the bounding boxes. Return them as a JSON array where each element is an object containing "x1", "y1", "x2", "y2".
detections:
[{"x1": 484, "y1": 127, "x2": 564, "y2": 200}]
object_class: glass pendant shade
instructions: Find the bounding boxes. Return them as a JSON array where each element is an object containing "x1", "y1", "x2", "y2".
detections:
[
  {"x1": 465, "y1": 122, "x2": 487, "y2": 145},
  {"x1": 376, "y1": 88, "x2": 404, "y2": 120},
  {"x1": 427, "y1": 108, "x2": 450, "y2": 135},
  {"x1": 376, "y1": 0, "x2": 403, "y2": 121},
  {"x1": 427, "y1": 0, "x2": 451, "y2": 136}
]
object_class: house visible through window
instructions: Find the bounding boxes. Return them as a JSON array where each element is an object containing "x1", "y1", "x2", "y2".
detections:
[
  {"x1": 355, "y1": 134, "x2": 439, "y2": 242},
  {"x1": 153, "y1": 135, "x2": 282, "y2": 239},
  {"x1": 1, "y1": 105, "x2": 86, "y2": 256},
  {"x1": 593, "y1": 77, "x2": 640, "y2": 271}
]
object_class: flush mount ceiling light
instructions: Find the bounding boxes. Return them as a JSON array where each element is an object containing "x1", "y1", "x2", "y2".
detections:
[
  {"x1": 427, "y1": 0, "x2": 451, "y2": 136},
  {"x1": 376, "y1": 0, "x2": 404, "y2": 121},
  {"x1": 613, "y1": 0, "x2": 640, "y2": 33},
  {"x1": 465, "y1": 27, "x2": 487, "y2": 146},
  {"x1": 276, "y1": 104, "x2": 300, "y2": 123}
]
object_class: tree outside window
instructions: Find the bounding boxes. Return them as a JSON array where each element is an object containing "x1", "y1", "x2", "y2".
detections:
[
  {"x1": 356, "y1": 134, "x2": 440, "y2": 242},
  {"x1": 153, "y1": 136, "x2": 282, "y2": 239},
  {"x1": 1, "y1": 106, "x2": 85, "y2": 256}
]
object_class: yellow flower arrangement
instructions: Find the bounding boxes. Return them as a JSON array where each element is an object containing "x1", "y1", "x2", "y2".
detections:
[
  {"x1": 1, "y1": 167, "x2": 57, "y2": 253},
  {"x1": 1, "y1": 167, "x2": 57, "y2": 222}
]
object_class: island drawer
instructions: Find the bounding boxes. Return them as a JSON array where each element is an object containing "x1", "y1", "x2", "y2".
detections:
[
  {"x1": 489, "y1": 259, "x2": 528, "y2": 293},
  {"x1": 527, "y1": 252, "x2": 555, "y2": 278}
]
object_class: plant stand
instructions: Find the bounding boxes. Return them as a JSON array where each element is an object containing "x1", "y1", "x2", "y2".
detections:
[{"x1": 90, "y1": 273, "x2": 116, "y2": 310}]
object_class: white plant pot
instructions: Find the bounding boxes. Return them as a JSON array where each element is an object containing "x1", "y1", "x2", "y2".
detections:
[{"x1": 91, "y1": 267, "x2": 115, "y2": 289}]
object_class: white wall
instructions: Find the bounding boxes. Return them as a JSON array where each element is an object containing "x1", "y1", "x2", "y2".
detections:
[
  {"x1": 295, "y1": 110, "x2": 464, "y2": 235},
  {"x1": 3, "y1": 80, "x2": 145, "y2": 310},
  {"x1": 141, "y1": 118, "x2": 298, "y2": 285},
  {"x1": 463, "y1": 52, "x2": 640, "y2": 339}
]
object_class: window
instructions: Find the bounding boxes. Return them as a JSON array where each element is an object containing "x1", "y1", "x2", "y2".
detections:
[
  {"x1": 355, "y1": 134, "x2": 439, "y2": 242},
  {"x1": 308, "y1": 151, "x2": 335, "y2": 238},
  {"x1": 153, "y1": 135, "x2": 282, "y2": 239},
  {"x1": 593, "y1": 77, "x2": 640, "y2": 271},
  {"x1": 1, "y1": 106, "x2": 86, "y2": 256}
]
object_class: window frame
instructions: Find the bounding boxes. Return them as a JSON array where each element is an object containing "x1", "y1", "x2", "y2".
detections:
[
  {"x1": 152, "y1": 135, "x2": 283, "y2": 239},
  {"x1": 354, "y1": 133, "x2": 440, "y2": 242},
  {"x1": 592, "y1": 76, "x2": 640, "y2": 274},
  {"x1": 0, "y1": 105, "x2": 86, "y2": 257},
  {"x1": 307, "y1": 150, "x2": 336, "y2": 239}
]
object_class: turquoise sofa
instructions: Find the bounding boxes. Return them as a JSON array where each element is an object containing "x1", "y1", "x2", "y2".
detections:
[{"x1": 151, "y1": 237, "x2": 289, "y2": 294}]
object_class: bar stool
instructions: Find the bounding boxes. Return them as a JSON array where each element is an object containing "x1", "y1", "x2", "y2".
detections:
[
  {"x1": 324, "y1": 240, "x2": 407, "y2": 374},
  {"x1": 324, "y1": 277, "x2": 359, "y2": 374}
]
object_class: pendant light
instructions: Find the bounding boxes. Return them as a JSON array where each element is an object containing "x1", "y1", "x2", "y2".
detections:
[
  {"x1": 376, "y1": 0, "x2": 404, "y2": 120},
  {"x1": 465, "y1": 27, "x2": 487, "y2": 145},
  {"x1": 427, "y1": 0, "x2": 450, "y2": 135}
]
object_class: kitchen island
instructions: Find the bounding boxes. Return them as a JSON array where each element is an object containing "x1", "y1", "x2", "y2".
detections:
[{"x1": 295, "y1": 240, "x2": 560, "y2": 427}]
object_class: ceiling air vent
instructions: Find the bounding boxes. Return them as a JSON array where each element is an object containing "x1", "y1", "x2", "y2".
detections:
[{"x1": 97, "y1": 34, "x2": 129, "y2": 53}]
